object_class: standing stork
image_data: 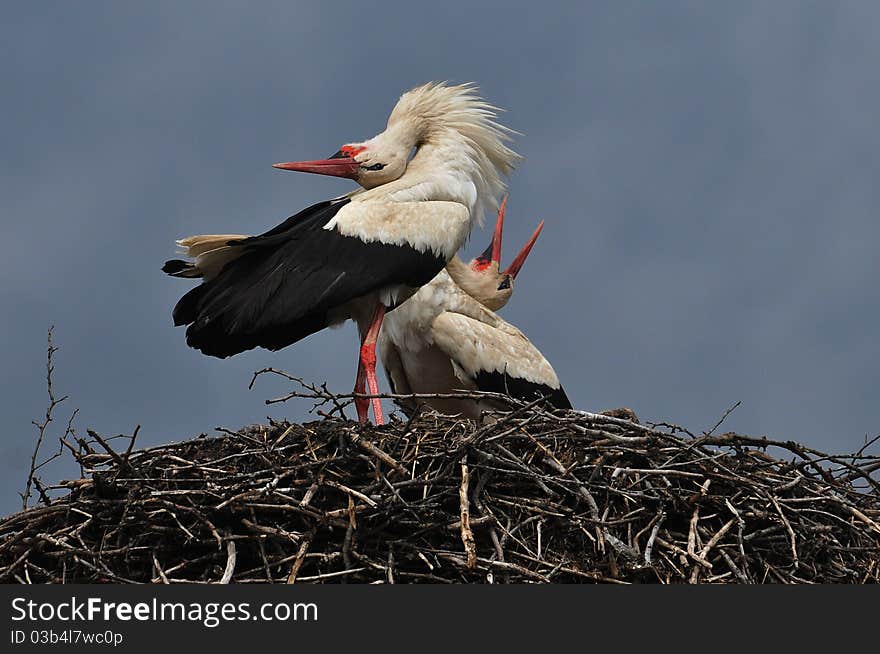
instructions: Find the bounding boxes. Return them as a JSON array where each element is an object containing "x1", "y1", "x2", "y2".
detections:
[
  {"x1": 163, "y1": 83, "x2": 519, "y2": 425},
  {"x1": 379, "y1": 197, "x2": 571, "y2": 418}
]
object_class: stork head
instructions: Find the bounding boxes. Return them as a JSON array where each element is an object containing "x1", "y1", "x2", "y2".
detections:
[
  {"x1": 272, "y1": 82, "x2": 520, "y2": 196},
  {"x1": 272, "y1": 136, "x2": 410, "y2": 190},
  {"x1": 453, "y1": 196, "x2": 544, "y2": 311}
]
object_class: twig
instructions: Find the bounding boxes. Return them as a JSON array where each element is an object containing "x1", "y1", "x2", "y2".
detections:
[
  {"x1": 218, "y1": 540, "x2": 236, "y2": 584},
  {"x1": 287, "y1": 531, "x2": 314, "y2": 584},
  {"x1": 22, "y1": 327, "x2": 73, "y2": 509},
  {"x1": 459, "y1": 456, "x2": 477, "y2": 569},
  {"x1": 705, "y1": 400, "x2": 742, "y2": 437}
]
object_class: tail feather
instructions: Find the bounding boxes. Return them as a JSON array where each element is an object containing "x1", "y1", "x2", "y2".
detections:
[
  {"x1": 162, "y1": 259, "x2": 202, "y2": 278},
  {"x1": 163, "y1": 233, "x2": 252, "y2": 281},
  {"x1": 177, "y1": 234, "x2": 249, "y2": 257}
]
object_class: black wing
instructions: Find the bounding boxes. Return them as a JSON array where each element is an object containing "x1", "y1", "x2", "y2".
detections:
[
  {"x1": 472, "y1": 371, "x2": 573, "y2": 410},
  {"x1": 167, "y1": 198, "x2": 445, "y2": 358}
]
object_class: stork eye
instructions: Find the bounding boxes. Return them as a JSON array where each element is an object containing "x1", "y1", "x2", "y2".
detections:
[
  {"x1": 363, "y1": 163, "x2": 386, "y2": 171},
  {"x1": 497, "y1": 276, "x2": 511, "y2": 290}
]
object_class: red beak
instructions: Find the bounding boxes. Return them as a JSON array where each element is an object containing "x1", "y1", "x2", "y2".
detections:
[
  {"x1": 503, "y1": 220, "x2": 544, "y2": 278},
  {"x1": 489, "y1": 195, "x2": 507, "y2": 265},
  {"x1": 473, "y1": 195, "x2": 508, "y2": 269},
  {"x1": 272, "y1": 157, "x2": 359, "y2": 179}
]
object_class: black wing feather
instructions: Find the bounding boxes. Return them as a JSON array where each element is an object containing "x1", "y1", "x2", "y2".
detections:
[
  {"x1": 169, "y1": 198, "x2": 445, "y2": 358},
  {"x1": 473, "y1": 371, "x2": 573, "y2": 410}
]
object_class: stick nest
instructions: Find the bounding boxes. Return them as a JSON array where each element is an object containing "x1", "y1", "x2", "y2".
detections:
[{"x1": 2, "y1": 402, "x2": 879, "y2": 584}]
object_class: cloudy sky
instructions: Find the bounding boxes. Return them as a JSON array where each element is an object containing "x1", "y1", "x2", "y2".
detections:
[{"x1": 2, "y1": 1, "x2": 878, "y2": 514}]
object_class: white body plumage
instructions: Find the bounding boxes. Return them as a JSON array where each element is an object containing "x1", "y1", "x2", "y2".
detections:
[{"x1": 379, "y1": 259, "x2": 567, "y2": 419}]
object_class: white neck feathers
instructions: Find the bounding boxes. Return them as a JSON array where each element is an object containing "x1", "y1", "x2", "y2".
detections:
[{"x1": 387, "y1": 82, "x2": 521, "y2": 225}]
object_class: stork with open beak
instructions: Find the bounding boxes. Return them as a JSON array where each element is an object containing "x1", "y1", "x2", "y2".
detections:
[
  {"x1": 379, "y1": 197, "x2": 571, "y2": 419},
  {"x1": 163, "y1": 83, "x2": 519, "y2": 425}
]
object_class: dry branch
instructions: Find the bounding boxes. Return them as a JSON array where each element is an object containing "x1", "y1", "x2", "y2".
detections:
[{"x1": 21, "y1": 327, "x2": 78, "y2": 510}]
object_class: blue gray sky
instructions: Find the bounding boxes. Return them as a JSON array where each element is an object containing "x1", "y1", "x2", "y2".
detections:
[{"x1": 2, "y1": 2, "x2": 878, "y2": 514}]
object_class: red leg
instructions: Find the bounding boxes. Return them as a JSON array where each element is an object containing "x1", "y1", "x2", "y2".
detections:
[
  {"x1": 364, "y1": 356, "x2": 384, "y2": 425},
  {"x1": 354, "y1": 304, "x2": 387, "y2": 425},
  {"x1": 353, "y1": 357, "x2": 369, "y2": 424}
]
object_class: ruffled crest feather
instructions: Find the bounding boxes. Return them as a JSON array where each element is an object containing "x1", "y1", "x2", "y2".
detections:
[{"x1": 388, "y1": 82, "x2": 521, "y2": 226}]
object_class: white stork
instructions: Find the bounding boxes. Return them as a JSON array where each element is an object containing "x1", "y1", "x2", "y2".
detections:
[
  {"x1": 379, "y1": 197, "x2": 571, "y2": 418},
  {"x1": 163, "y1": 82, "x2": 519, "y2": 425}
]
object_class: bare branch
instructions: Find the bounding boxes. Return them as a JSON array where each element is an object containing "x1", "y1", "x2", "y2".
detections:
[{"x1": 22, "y1": 327, "x2": 78, "y2": 510}]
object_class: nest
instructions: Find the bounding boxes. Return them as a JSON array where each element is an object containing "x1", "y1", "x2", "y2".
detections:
[{"x1": 2, "y1": 395, "x2": 879, "y2": 584}]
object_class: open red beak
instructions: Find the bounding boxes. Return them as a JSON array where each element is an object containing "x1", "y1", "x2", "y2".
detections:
[
  {"x1": 503, "y1": 220, "x2": 544, "y2": 278},
  {"x1": 474, "y1": 195, "x2": 508, "y2": 269},
  {"x1": 489, "y1": 195, "x2": 507, "y2": 265},
  {"x1": 272, "y1": 156, "x2": 359, "y2": 179}
]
